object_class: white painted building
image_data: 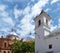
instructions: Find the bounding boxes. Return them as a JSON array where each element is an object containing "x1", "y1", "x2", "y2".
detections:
[{"x1": 34, "y1": 10, "x2": 60, "y2": 53}]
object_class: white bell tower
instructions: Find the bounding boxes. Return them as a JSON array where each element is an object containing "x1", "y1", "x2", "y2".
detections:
[
  {"x1": 34, "y1": 10, "x2": 51, "y2": 53},
  {"x1": 34, "y1": 10, "x2": 51, "y2": 38}
]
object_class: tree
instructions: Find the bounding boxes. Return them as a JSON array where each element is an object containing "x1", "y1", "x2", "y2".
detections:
[
  {"x1": 11, "y1": 41, "x2": 22, "y2": 53},
  {"x1": 21, "y1": 42, "x2": 29, "y2": 53},
  {"x1": 28, "y1": 41, "x2": 35, "y2": 53},
  {"x1": 11, "y1": 41, "x2": 35, "y2": 53}
]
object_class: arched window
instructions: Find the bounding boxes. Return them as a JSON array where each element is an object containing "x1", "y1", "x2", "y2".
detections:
[
  {"x1": 46, "y1": 19, "x2": 48, "y2": 25},
  {"x1": 4, "y1": 51, "x2": 6, "y2": 53},
  {"x1": 8, "y1": 51, "x2": 9, "y2": 53},
  {"x1": 4, "y1": 42, "x2": 7, "y2": 48},
  {"x1": 38, "y1": 20, "x2": 41, "y2": 26}
]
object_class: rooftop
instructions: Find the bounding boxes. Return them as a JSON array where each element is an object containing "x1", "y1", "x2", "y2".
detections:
[{"x1": 45, "y1": 28, "x2": 60, "y2": 38}]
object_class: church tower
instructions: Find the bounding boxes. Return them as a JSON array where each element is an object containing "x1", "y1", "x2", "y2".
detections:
[
  {"x1": 34, "y1": 10, "x2": 51, "y2": 53},
  {"x1": 34, "y1": 10, "x2": 51, "y2": 38}
]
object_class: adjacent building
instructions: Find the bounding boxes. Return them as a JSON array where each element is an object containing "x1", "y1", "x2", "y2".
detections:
[
  {"x1": 35, "y1": 10, "x2": 60, "y2": 53},
  {"x1": 0, "y1": 29, "x2": 20, "y2": 53}
]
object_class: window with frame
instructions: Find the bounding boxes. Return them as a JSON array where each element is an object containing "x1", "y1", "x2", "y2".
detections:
[
  {"x1": 4, "y1": 51, "x2": 6, "y2": 53},
  {"x1": 49, "y1": 44, "x2": 52, "y2": 49},
  {"x1": 38, "y1": 20, "x2": 41, "y2": 26},
  {"x1": 4, "y1": 42, "x2": 7, "y2": 48}
]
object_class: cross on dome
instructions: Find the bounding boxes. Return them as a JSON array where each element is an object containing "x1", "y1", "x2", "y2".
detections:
[{"x1": 10, "y1": 27, "x2": 17, "y2": 35}]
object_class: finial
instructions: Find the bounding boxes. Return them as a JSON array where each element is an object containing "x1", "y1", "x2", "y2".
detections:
[
  {"x1": 40, "y1": 10, "x2": 45, "y2": 15},
  {"x1": 1, "y1": 36, "x2": 3, "y2": 38},
  {"x1": 11, "y1": 27, "x2": 14, "y2": 32}
]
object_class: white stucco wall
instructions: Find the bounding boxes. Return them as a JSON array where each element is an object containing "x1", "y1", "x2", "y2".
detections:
[
  {"x1": 35, "y1": 11, "x2": 54, "y2": 53},
  {"x1": 45, "y1": 35, "x2": 60, "y2": 53},
  {"x1": 35, "y1": 34, "x2": 60, "y2": 53}
]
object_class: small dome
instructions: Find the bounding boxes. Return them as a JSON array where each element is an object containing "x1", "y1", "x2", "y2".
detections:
[
  {"x1": 10, "y1": 31, "x2": 17, "y2": 35},
  {"x1": 6, "y1": 34, "x2": 19, "y2": 40},
  {"x1": 6, "y1": 28, "x2": 19, "y2": 40}
]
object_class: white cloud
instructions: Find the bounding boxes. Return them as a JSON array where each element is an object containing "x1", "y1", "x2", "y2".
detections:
[
  {"x1": 16, "y1": 0, "x2": 49, "y2": 38},
  {"x1": 20, "y1": 15, "x2": 35, "y2": 38},
  {"x1": 14, "y1": 5, "x2": 31, "y2": 19},
  {"x1": 0, "y1": 0, "x2": 49, "y2": 38},
  {"x1": 51, "y1": 0, "x2": 60, "y2": 4},
  {"x1": 51, "y1": 8, "x2": 60, "y2": 13},
  {"x1": 0, "y1": 11, "x2": 9, "y2": 17},
  {"x1": 0, "y1": 5, "x2": 7, "y2": 11},
  {"x1": 0, "y1": 27, "x2": 10, "y2": 32},
  {"x1": 50, "y1": 17, "x2": 60, "y2": 31},
  {"x1": 2, "y1": 17, "x2": 14, "y2": 26},
  {"x1": 0, "y1": 4, "x2": 14, "y2": 36},
  {"x1": 0, "y1": 27, "x2": 11, "y2": 37},
  {"x1": 31, "y1": 0, "x2": 35, "y2": 2},
  {"x1": 0, "y1": 5, "x2": 8, "y2": 17},
  {"x1": 23, "y1": 6, "x2": 31, "y2": 15},
  {"x1": 4, "y1": 0, "x2": 27, "y2": 2},
  {"x1": 51, "y1": 24, "x2": 57, "y2": 31},
  {"x1": 50, "y1": 20, "x2": 57, "y2": 31},
  {"x1": 45, "y1": 8, "x2": 51, "y2": 12},
  {"x1": 58, "y1": 18, "x2": 60, "y2": 27},
  {"x1": 31, "y1": 0, "x2": 49, "y2": 17},
  {"x1": 14, "y1": 5, "x2": 23, "y2": 19}
]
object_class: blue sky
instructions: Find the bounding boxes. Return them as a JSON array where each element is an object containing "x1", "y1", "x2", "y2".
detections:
[{"x1": 0, "y1": 0, "x2": 60, "y2": 39}]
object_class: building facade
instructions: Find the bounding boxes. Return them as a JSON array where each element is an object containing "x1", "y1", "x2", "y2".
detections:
[
  {"x1": 35, "y1": 10, "x2": 60, "y2": 53},
  {"x1": 0, "y1": 30, "x2": 20, "y2": 53}
]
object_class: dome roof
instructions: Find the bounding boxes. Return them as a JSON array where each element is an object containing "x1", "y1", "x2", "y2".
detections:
[
  {"x1": 10, "y1": 31, "x2": 17, "y2": 35},
  {"x1": 6, "y1": 34, "x2": 19, "y2": 40},
  {"x1": 6, "y1": 28, "x2": 19, "y2": 40},
  {"x1": 9, "y1": 28, "x2": 17, "y2": 35}
]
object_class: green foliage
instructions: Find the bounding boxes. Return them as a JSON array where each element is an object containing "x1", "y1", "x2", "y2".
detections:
[
  {"x1": 28, "y1": 41, "x2": 35, "y2": 52},
  {"x1": 11, "y1": 41, "x2": 35, "y2": 53},
  {"x1": 11, "y1": 41, "x2": 22, "y2": 53}
]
